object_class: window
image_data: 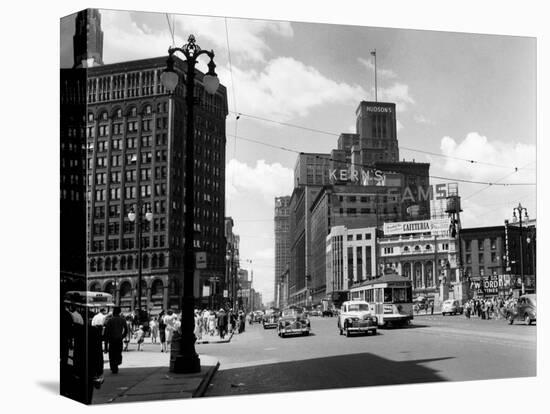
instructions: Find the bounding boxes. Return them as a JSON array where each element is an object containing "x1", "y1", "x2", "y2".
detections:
[
  {"x1": 465, "y1": 240, "x2": 471, "y2": 252},
  {"x1": 356, "y1": 234, "x2": 362, "y2": 240},
  {"x1": 109, "y1": 205, "x2": 120, "y2": 218},
  {"x1": 478, "y1": 253, "x2": 484, "y2": 263},
  {"x1": 479, "y1": 267, "x2": 485, "y2": 277},
  {"x1": 490, "y1": 238, "x2": 497, "y2": 250},
  {"x1": 125, "y1": 170, "x2": 136, "y2": 182},
  {"x1": 111, "y1": 155, "x2": 121, "y2": 166},
  {"x1": 141, "y1": 152, "x2": 152, "y2": 164},
  {"x1": 125, "y1": 186, "x2": 136, "y2": 199},
  {"x1": 109, "y1": 188, "x2": 121, "y2": 200},
  {"x1": 491, "y1": 252, "x2": 497, "y2": 263},
  {"x1": 365, "y1": 233, "x2": 371, "y2": 240},
  {"x1": 141, "y1": 135, "x2": 152, "y2": 147},
  {"x1": 478, "y1": 239, "x2": 484, "y2": 250},
  {"x1": 466, "y1": 254, "x2": 472, "y2": 264},
  {"x1": 126, "y1": 137, "x2": 137, "y2": 149},
  {"x1": 110, "y1": 171, "x2": 121, "y2": 183},
  {"x1": 140, "y1": 168, "x2": 151, "y2": 180}
]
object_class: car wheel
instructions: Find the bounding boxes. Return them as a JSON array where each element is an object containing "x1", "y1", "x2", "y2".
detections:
[
  {"x1": 345, "y1": 328, "x2": 351, "y2": 337},
  {"x1": 525, "y1": 314, "x2": 532, "y2": 325},
  {"x1": 372, "y1": 329, "x2": 377, "y2": 336},
  {"x1": 507, "y1": 315, "x2": 514, "y2": 325},
  {"x1": 304, "y1": 331, "x2": 310, "y2": 336}
]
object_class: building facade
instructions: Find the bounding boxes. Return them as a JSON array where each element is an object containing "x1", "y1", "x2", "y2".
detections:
[
  {"x1": 274, "y1": 196, "x2": 291, "y2": 308},
  {"x1": 460, "y1": 222, "x2": 536, "y2": 297}
]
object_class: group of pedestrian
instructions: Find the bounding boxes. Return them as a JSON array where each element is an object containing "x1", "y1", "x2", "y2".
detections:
[
  {"x1": 193, "y1": 308, "x2": 247, "y2": 340},
  {"x1": 463, "y1": 297, "x2": 507, "y2": 319}
]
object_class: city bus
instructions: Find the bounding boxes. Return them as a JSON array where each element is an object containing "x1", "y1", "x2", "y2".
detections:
[
  {"x1": 63, "y1": 291, "x2": 115, "y2": 321},
  {"x1": 349, "y1": 273, "x2": 413, "y2": 327}
]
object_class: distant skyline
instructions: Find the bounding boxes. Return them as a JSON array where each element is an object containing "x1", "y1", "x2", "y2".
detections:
[{"x1": 60, "y1": 9, "x2": 536, "y2": 302}]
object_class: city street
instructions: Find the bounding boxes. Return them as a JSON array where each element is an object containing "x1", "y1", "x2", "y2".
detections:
[{"x1": 205, "y1": 314, "x2": 536, "y2": 397}]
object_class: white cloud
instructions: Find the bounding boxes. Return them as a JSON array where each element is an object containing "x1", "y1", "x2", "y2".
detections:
[
  {"x1": 432, "y1": 132, "x2": 536, "y2": 228},
  {"x1": 226, "y1": 159, "x2": 294, "y2": 203},
  {"x1": 439, "y1": 132, "x2": 536, "y2": 181},
  {"x1": 219, "y1": 57, "x2": 366, "y2": 120},
  {"x1": 378, "y1": 83, "x2": 415, "y2": 111},
  {"x1": 358, "y1": 57, "x2": 397, "y2": 79}
]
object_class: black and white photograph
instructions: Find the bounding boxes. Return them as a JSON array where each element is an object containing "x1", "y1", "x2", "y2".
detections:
[{"x1": 5, "y1": 1, "x2": 547, "y2": 413}]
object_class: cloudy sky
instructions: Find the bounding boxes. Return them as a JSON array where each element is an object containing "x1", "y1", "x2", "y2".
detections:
[{"x1": 60, "y1": 9, "x2": 536, "y2": 303}]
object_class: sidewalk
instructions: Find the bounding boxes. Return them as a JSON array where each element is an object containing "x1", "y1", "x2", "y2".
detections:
[
  {"x1": 93, "y1": 354, "x2": 219, "y2": 404},
  {"x1": 91, "y1": 331, "x2": 236, "y2": 404}
]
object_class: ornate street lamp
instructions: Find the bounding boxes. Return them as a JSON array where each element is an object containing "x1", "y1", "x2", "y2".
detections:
[
  {"x1": 160, "y1": 34, "x2": 219, "y2": 374},
  {"x1": 127, "y1": 203, "x2": 153, "y2": 312},
  {"x1": 512, "y1": 203, "x2": 528, "y2": 295}
]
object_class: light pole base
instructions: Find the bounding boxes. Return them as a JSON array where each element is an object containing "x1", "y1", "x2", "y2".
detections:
[
  {"x1": 169, "y1": 331, "x2": 201, "y2": 373},
  {"x1": 170, "y1": 354, "x2": 201, "y2": 374}
]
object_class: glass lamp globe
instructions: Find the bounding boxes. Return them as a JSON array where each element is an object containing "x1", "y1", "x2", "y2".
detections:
[
  {"x1": 161, "y1": 70, "x2": 179, "y2": 92},
  {"x1": 203, "y1": 74, "x2": 220, "y2": 95},
  {"x1": 145, "y1": 210, "x2": 153, "y2": 222},
  {"x1": 128, "y1": 211, "x2": 136, "y2": 222}
]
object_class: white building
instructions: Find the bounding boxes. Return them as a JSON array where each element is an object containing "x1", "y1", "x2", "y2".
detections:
[{"x1": 326, "y1": 226, "x2": 378, "y2": 294}]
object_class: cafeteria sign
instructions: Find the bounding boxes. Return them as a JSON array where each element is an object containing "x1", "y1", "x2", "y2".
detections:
[{"x1": 383, "y1": 218, "x2": 451, "y2": 236}]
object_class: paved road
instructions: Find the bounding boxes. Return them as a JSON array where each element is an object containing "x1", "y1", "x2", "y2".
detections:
[{"x1": 205, "y1": 314, "x2": 536, "y2": 397}]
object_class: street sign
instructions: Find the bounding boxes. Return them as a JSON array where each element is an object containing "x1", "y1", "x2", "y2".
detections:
[
  {"x1": 196, "y1": 252, "x2": 207, "y2": 269},
  {"x1": 223, "y1": 289, "x2": 228, "y2": 298},
  {"x1": 202, "y1": 285, "x2": 210, "y2": 297}
]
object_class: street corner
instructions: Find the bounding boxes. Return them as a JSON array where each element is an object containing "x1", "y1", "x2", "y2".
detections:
[{"x1": 196, "y1": 331, "x2": 234, "y2": 345}]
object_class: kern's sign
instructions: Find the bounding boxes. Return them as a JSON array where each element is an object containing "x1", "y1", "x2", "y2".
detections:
[
  {"x1": 329, "y1": 168, "x2": 386, "y2": 185},
  {"x1": 383, "y1": 218, "x2": 451, "y2": 236}
]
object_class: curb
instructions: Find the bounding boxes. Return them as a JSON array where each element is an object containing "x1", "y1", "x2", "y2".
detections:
[
  {"x1": 192, "y1": 361, "x2": 220, "y2": 398},
  {"x1": 196, "y1": 331, "x2": 234, "y2": 345}
]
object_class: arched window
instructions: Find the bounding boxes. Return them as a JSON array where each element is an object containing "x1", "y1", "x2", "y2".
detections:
[
  {"x1": 414, "y1": 245, "x2": 420, "y2": 252},
  {"x1": 116, "y1": 108, "x2": 122, "y2": 118},
  {"x1": 142, "y1": 254, "x2": 149, "y2": 269},
  {"x1": 425, "y1": 261, "x2": 434, "y2": 287},
  {"x1": 112, "y1": 257, "x2": 118, "y2": 271},
  {"x1": 127, "y1": 256, "x2": 134, "y2": 270},
  {"x1": 89, "y1": 258, "x2": 96, "y2": 272},
  {"x1": 129, "y1": 106, "x2": 137, "y2": 117},
  {"x1": 120, "y1": 256, "x2": 126, "y2": 270},
  {"x1": 120, "y1": 281, "x2": 132, "y2": 298},
  {"x1": 144, "y1": 104, "x2": 152, "y2": 115},
  {"x1": 151, "y1": 254, "x2": 158, "y2": 268},
  {"x1": 100, "y1": 111, "x2": 108, "y2": 121},
  {"x1": 151, "y1": 279, "x2": 163, "y2": 297},
  {"x1": 87, "y1": 112, "x2": 94, "y2": 122},
  {"x1": 403, "y1": 246, "x2": 409, "y2": 252},
  {"x1": 158, "y1": 254, "x2": 165, "y2": 268},
  {"x1": 89, "y1": 282, "x2": 100, "y2": 292},
  {"x1": 105, "y1": 257, "x2": 111, "y2": 271},
  {"x1": 104, "y1": 282, "x2": 115, "y2": 296},
  {"x1": 425, "y1": 245, "x2": 431, "y2": 250},
  {"x1": 97, "y1": 258, "x2": 103, "y2": 271}
]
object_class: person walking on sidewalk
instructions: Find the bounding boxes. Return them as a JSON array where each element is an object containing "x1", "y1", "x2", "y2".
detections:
[
  {"x1": 158, "y1": 310, "x2": 167, "y2": 352},
  {"x1": 123, "y1": 315, "x2": 133, "y2": 351},
  {"x1": 136, "y1": 325, "x2": 145, "y2": 351},
  {"x1": 194, "y1": 310, "x2": 203, "y2": 341},
  {"x1": 217, "y1": 309, "x2": 228, "y2": 339},
  {"x1": 104, "y1": 306, "x2": 127, "y2": 374},
  {"x1": 164, "y1": 310, "x2": 177, "y2": 350},
  {"x1": 150, "y1": 317, "x2": 158, "y2": 344}
]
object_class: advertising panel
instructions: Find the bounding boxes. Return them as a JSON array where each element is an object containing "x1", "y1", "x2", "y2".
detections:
[{"x1": 383, "y1": 218, "x2": 451, "y2": 236}]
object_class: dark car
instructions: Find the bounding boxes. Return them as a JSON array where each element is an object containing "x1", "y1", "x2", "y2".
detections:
[
  {"x1": 277, "y1": 309, "x2": 311, "y2": 337},
  {"x1": 507, "y1": 294, "x2": 536, "y2": 325},
  {"x1": 262, "y1": 309, "x2": 280, "y2": 329},
  {"x1": 322, "y1": 309, "x2": 334, "y2": 317}
]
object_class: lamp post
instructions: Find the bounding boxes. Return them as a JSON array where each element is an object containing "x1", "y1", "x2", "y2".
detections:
[
  {"x1": 512, "y1": 203, "x2": 528, "y2": 295},
  {"x1": 127, "y1": 203, "x2": 153, "y2": 313},
  {"x1": 526, "y1": 230, "x2": 536, "y2": 291},
  {"x1": 160, "y1": 34, "x2": 220, "y2": 373}
]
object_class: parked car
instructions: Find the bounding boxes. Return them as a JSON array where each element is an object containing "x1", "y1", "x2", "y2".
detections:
[
  {"x1": 507, "y1": 294, "x2": 536, "y2": 325},
  {"x1": 337, "y1": 300, "x2": 377, "y2": 337},
  {"x1": 322, "y1": 309, "x2": 334, "y2": 317},
  {"x1": 441, "y1": 299, "x2": 463, "y2": 316},
  {"x1": 277, "y1": 308, "x2": 311, "y2": 337}
]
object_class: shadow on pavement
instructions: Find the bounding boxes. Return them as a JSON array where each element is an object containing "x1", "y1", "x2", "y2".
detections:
[
  {"x1": 206, "y1": 352, "x2": 453, "y2": 397},
  {"x1": 36, "y1": 381, "x2": 59, "y2": 395}
]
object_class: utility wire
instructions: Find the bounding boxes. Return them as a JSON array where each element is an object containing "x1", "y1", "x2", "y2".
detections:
[
  {"x1": 164, "y1": 13, "x2": 175, "y2": 46},
  {"x1": 228, "y1": 110, "x2": 536, "y2": 172},
  {"x1": 226, "y1": 132, "x2": 536, "y2": 187}
]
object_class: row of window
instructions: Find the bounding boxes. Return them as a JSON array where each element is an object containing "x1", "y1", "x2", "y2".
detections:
[
  {"x1": 88, "y1": 103, "x2": 169, "y2": 123},
  {"x1": 89, "y1": 253, "x2": 166, "y2": 272},
  {"x1": 91, "y1": 134, "x2": 168, "y2": 152},
  {"x1": 465, "y1": 238, "x2": 497, "y2": 251},
  {"x1": 465, "y1": 252, "x2": 500, "y2": 264},
  {"x1": 91, "y1": 234, "x2": 167, "y2": 252}
]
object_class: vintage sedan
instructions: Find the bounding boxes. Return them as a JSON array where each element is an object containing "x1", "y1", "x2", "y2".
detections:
[
  {"x1": 338, "y1": 300, "x2": 377, "y2": 337},
  {"x1": 262, "y1": 309, "x2": 280, "y2": 329},
  {"x1": 507, "y1": 294, "x2": 536, "y2": 325},
  {"x1": 277, "y1": 308, "x2": 311, "y2": 337}
]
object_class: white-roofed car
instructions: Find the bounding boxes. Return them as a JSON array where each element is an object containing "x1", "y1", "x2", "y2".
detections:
[
  {"x1": 337, "y1": 300, "x2": 377, "y2": 337},
  {"x1": 441, "y1": 299, "x2": 463, "y2": 316}
]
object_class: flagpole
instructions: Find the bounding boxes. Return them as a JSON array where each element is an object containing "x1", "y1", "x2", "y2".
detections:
[{"x1": 372, "y1": 49, "x2": 378, "y2": 102}]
